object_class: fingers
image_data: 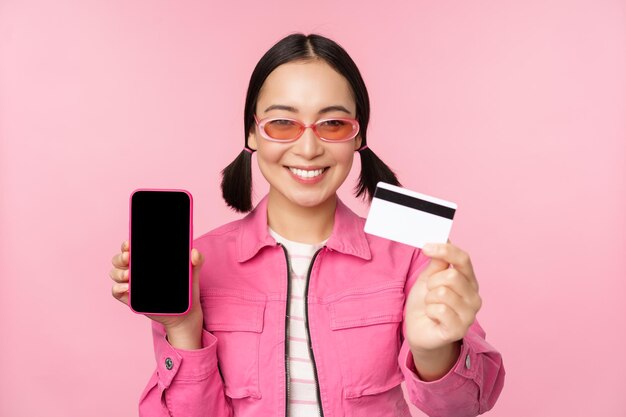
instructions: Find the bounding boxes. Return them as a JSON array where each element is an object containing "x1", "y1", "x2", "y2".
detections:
[
  {"x1": 424, "y1": 303, "x2": 465, "y2": 341},
  {"x1": 110, "y1": 244, "x2": 204, "y2": 309},
  {"x1": 111, "y1": 240, "x2": 130, "y2": 305},
  {"x1": 422, "y1": 242, "x2": 470, "y2": 272},
  {"x1": 418, "y1": 256, "x2": 449, "y2": 280},
  {"x1": 111, "y1": 282, "x2": 129, "y2": 305},
  {"x1": 424, "y1": 283, "x2": 480, "y2": 327},
  {"x1": 111, "y1": 250, "x2": 129, "y2": 269},
  {"x1": 110, "y1": 240, "x2": 130, "y2": 283},
  {"x1": 109, "y1": 267, "x2": 129, "y2": 283},
  {"x1": 427, "y1": 268, "x2": 481, "y2": 309},
  {"x1": 422, "y1": 243, "x2": 478, "y2": 291}
]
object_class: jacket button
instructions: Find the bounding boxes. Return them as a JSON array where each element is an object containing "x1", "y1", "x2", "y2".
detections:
[
  {"x1": 465, "y1": 354, "x2": 471, "y2": 369},
  {"x1": 165, "y1": 357, "x2": 174, "y2": 370}
]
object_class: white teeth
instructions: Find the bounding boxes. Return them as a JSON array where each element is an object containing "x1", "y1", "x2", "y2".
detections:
[{"x1": 289, "y1": 167, "x2": 325, "y2": 179}]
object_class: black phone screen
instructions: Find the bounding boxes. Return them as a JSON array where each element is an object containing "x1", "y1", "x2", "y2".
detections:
[{"x1": 130, "y1": 190, "x2": 191, "y2": 314}]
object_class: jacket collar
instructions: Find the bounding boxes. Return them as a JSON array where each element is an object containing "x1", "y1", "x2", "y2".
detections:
[{"x1": 237, "y1": 194, "x2": 372, "y2": 262}]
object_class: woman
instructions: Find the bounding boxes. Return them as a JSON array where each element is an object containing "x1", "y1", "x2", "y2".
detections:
[{"x1": 110, "y1": 33, "x2": 505, "y2": 417}]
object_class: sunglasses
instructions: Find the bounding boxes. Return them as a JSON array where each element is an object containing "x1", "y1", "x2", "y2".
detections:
[{"x1": 254, "y1": 115, "x2": 360, "y2": 143}]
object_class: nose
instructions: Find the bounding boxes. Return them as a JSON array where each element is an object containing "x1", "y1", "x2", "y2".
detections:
[{"x1": 293, "y1": 125, "x2": 324, "y2": 159}]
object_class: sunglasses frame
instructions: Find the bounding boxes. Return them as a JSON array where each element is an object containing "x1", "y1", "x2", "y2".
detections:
[{"x1": 254, "y1": 115, "x2": 360, "y2": 143}]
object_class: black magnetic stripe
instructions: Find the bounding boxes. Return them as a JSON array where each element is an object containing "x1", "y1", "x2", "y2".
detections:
[{"x1": 374, "y1": 187, "x2": 456, "y2": 220}]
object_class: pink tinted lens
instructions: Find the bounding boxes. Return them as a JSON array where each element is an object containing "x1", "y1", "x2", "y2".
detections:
[
  {"x1": 263, "y1": 119, "x2": 303, "y2": 140},
  {"x1": 315, "y1": 119, "x2": 357, "y2": 140}
]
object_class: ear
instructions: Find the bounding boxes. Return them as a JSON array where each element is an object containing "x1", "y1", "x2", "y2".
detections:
[
  {"x1": 354, "y1": 134, "x2": 362, "y2": 151},
  {"x1": 247, "y1": 129, "x2": 258, "y2": 151}
]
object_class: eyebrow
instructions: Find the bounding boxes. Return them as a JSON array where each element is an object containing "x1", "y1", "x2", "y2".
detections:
[
  {"x1": 319, "y1": 105, "x2": 352, "y2": 115},
  {"x1": 263, "y1": 104, "x2": 353, "y2": 115},
  {"x1": 264, "y1": 104, "x2": 298, "y2": 113}
]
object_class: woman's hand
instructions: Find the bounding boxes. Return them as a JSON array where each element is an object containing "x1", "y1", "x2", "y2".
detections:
[
  {"x1": 404, "y1": 242, "x2": 482, "y2": 378},
  {"x1": 109, "y1": 240, "x2": 205, "y2": 334}
]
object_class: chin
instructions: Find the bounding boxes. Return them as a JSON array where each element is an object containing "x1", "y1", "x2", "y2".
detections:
[
  {"x1": 290, "y1": 196, "x2": 326, "y2": 208},
  {"x1": 288, "y1": 191, "x2": 335, "y2": 209}
]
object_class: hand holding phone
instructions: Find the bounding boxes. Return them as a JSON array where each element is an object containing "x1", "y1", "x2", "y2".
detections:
[
  {"x1": 128, "y1": 189, "x2": 194, "y2": 315},
  {"x1": 110, "y1": 240, "x2": 204, "y2": 334}
]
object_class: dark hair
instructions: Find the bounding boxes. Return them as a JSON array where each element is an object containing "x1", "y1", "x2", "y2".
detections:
[{"x1": 221, "y1": 33, "x2": 401, "y2": 212}]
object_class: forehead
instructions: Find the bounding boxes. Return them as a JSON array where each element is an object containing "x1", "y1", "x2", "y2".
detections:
[{"x1": 257, "y1": 60, "x2": 356, "y2": 114}]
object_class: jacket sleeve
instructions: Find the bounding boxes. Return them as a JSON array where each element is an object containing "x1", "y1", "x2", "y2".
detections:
[
  {"x1": 398, "y1": 248, "x2": 506, "y2": 417},
  {"x1": 138, "y1": 320, "x2": 233, "y2": 417}
]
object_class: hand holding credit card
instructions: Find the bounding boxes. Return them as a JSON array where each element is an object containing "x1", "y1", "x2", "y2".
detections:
[{"x1": 364, "y1": 182, "x2": 457, "y2": 248}]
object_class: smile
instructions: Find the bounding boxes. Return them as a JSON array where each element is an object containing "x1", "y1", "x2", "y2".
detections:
[{"x1": 287, "y1": 167, "x2": 328, "y2": 179}]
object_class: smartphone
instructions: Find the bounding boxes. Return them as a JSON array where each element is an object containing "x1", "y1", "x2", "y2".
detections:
[{"x1": 129, "y1": 189, "x2": 193, "y2": 315}]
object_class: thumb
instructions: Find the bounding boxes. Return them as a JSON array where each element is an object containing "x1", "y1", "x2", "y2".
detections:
[
  {"x1": 191, "y1": 249, "x2": 204, "y2": 294},
  {"x1": 190, "y1": 249, "x2": 203, "y2": 310},
  {"x1": 191, "y1": 248, "x2": 205, "y2": 268},
  {"x1": 419, "y1": 256, "x2": 449, "y2": 279}
]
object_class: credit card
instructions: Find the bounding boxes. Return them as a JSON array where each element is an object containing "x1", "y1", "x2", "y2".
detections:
[{"x1": 364, "y1": 182, "x2": 457, "y2": 249}]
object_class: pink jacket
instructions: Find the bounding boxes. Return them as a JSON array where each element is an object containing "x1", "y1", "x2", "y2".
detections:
[{"x1": 138, "y1": 195, "x2": 505, "y2": 416}]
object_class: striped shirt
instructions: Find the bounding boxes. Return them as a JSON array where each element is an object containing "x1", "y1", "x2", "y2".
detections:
[{"x1": 269, "y1": 227, "x2": 327, "y2": 417}]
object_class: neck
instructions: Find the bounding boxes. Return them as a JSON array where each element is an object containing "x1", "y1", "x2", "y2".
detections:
[{"x1": 267, "y1": 189, "x2": 336, "y2": 244}]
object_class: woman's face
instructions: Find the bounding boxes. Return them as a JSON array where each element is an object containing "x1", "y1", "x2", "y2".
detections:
[{"x1": 248, "y1": 60, "x2": 362, "y2": 210}]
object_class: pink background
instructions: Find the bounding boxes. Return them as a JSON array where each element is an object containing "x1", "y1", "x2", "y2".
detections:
[{"x1": 1, "y1": 1, "x2": 624, "y2": 415}]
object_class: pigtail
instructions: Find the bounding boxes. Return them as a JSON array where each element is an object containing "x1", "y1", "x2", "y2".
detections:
[
  {"x1": 220, "y1": 149, "x2": 254, "y2": 212},
  {"x1": 355, "y1": 147, "x2": 401, "y2": 202}
]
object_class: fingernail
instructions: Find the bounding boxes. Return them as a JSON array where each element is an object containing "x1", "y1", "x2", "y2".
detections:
[{"x1": 119, "y1": 283, "x2": 129, "y2": 292}]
